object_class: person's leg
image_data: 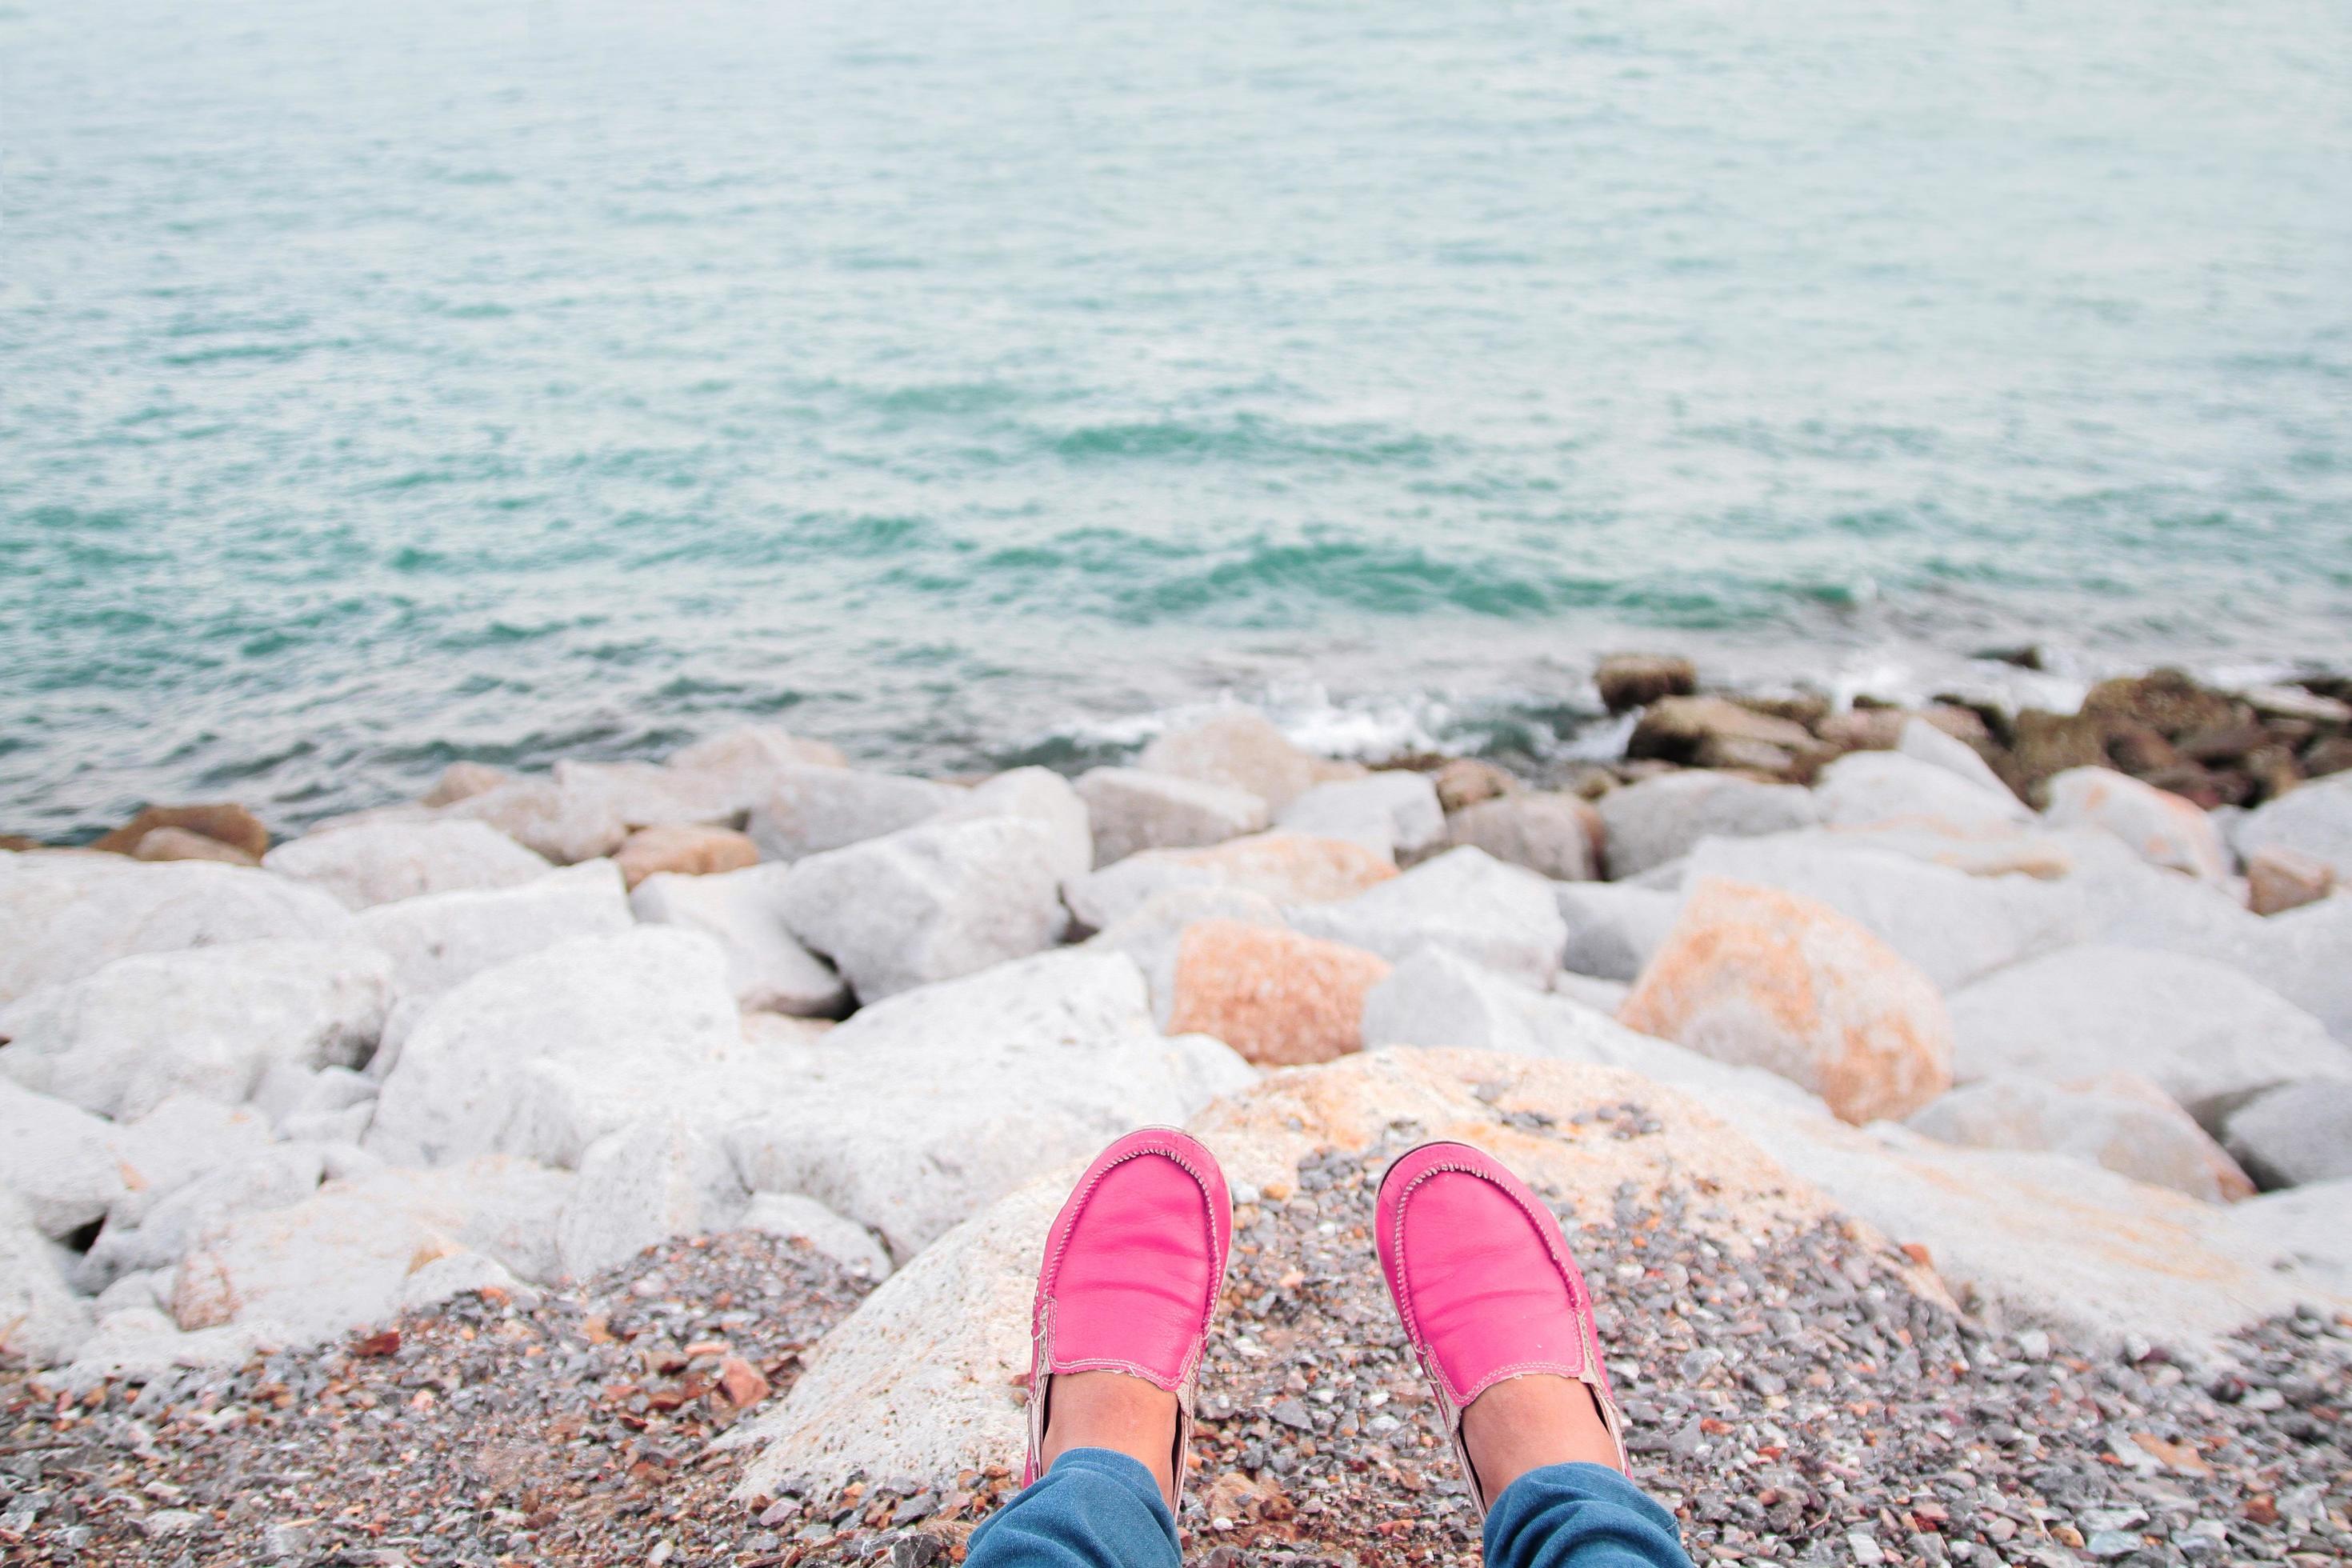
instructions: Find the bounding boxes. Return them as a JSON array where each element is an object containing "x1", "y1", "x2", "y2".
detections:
[
  {"x1": 1483, "y1": 1461, "x2": 1694, "y2": 1568},
  {"x1": 964, "y1": 1447, "x2": 1178, "y2": 1568},
  {"x1": 964, "y1": 1129, "x2": 1233, "y2": 1568},
  {"x1": 1374, "y1": 1141, "x2": 1696, "y2": 1568}
]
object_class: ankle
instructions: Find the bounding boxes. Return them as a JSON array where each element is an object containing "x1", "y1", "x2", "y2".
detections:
[
  {"x1": 1038, "y1": 1370, "x2": 1179, "y2": 1504},
  {"x1": 1460, "y1": 1374, "x2": 1622, "y2": 1504}
]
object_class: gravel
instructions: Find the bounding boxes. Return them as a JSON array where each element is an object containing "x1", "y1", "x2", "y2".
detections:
[{"x1": 6, "y1": 1128, "x2": 2348, "y2": 1567}]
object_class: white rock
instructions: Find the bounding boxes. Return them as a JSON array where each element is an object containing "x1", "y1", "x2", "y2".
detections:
[
  {"x1": 1286, "y1": 846, "x2": 1565, "y2": 990},
  {"x1": 0, "y1": 856, "x2": 355, "y2": 1005},
  {"x1": 1136, "y1": 710, "x2": 1330, "y2": 810},
  {"x1": 1946, "y1": 945, "x2": 2352, "y2": 1116},
  {"x1": 1074, "y1": 767, "x2": 1268, "y2": 866},
  {"x1": 557, "y1": 1117, "x2": 746, "y2": 1279},
  {"x1": 2229, "y1": 1179, "x2": 2352, "y2": 1299},
  {"x1": 722, "y1": 1172, "x2": 1066, "y2": 1501},
  {"x1": 52, "y1": 1318, "x2": 278, "y2": 1388},
  {"x1": 1552, "y1": 971, "x2": 1633, "y2": 1014},
  {"x1": 1595, "y1": 771, "x2": 1821, "y2": 879},
  {"x1": 0, "y1": 939, "x2": 393, "y2": 1119},
  {"x1": 369, "y1": 928, "x2": 747, "y2": 1170},
  {"x1": 1554, "y1": 882, "x2": 1682, "y2": 982},
  {"x1": 2235, "y1": 774, "x2": 2352, "y2": 882},
  {"x1": 2043, "y1": 767, "x2": 2230, "y2": 882},
  {"x1": 2220, "y1": 1078, "x2": 2352, "y2": 1190},
  {"x1": 169, "y1": 1156, "x2": 573, "y2": 1342},
  {"x1": 739, "y1": 1193, "x2": 894, "y2": 1281},
  {"x1": 1906, "y1": 1074, "x2": 2252, "y2": 1203},
  {"x1": 252, "y1": 1061, "x2": 376, "y2": 1131},
  {"x1": 106, "y1": 1096, "x2": 277, "y2": 1220},
  {"x1": 282, "y1": 1104, "x2": 375, "y2": 1146},
  {"x1": 1895, "y1": 717, "x2": 2016, "y2": 800},
  {"x1": 778, "y1": 816, "x2": 1070, "y2": 1002},
  {"x1": 630, "y1": 865, "x2": 846, "y2": 1016},
  {"x1": 744, "y1": 766, "x2": 960, "y2": 862},
  {"x1": 443, "y1": 775, "x2": 631, "y2": 863},
  {"x1": 664, "y1": 725, "x2": 850, "y2": 809},
  {"x1": 0, "y1": 1078, "x2": 126, "y2": 1238},
  {"x1": 1275, "y1": 772, "x2": 1443, "y2": 862},
  {"x1": 723, "y1": 950, "x2": 1254, "y2": 1258},
  {"x1": 354, "y1": 859, "x2": 633, "y2": 1002},
  {"x1": 1064, "y1": 832, "x2": 1394, "y2": 933},
  {"x1": 940, "y1": 767, "x2": 1095, "y2": 887},
  {"x1": 1682, "y1": 833, "x2": 2081, "y2": 991},
  {"x1": 2229, "y1": 893, "x2": 2352, "y2": 1046},
  {"x1": 1082, "y1": 885, "x2": 1288, "y2": 1027},
  {"x1": 1444, "y1": 794, "x2": 1600, "y2": 882},
  {"x1": 0, "y1": 1187, "x2": 92, "y2": 1366},
  {"x1": 82, "y1": 1146, "x2": 327, "y2": 1287},
  {"x1": 261, "y1": 820, "x2": 551, "y2": 910},
  {"x1": 1813, "y1": 750, "x2": 2036, "y2": 835},
  {"x1": 401, "y1": 1251, "x2": 532, "y2": 1313}
]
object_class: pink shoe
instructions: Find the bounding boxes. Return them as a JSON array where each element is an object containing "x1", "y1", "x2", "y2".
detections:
[
  {"x1": 1022, "y1": 1127, "x2": 1233, "y2": 1506},
  {"x1": 1375, "y1": 1140, "x2": 1626, "y2": 1518}
]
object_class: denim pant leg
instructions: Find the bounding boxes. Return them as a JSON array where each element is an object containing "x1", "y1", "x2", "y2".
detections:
[
  {"x1": 964, "y1": 1449, "x2": 1181, "y2": 1568},
  {"x1": 1485, "y1": 1462, "x2": 1698, "y2": 1568}
]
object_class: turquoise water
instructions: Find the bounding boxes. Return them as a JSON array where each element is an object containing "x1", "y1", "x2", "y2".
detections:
[{"x1": 5, "y1": 0, "x2": 2350, "y2": 837}]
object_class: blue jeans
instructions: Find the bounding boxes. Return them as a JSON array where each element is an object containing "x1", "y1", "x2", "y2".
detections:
[{"x1": 965, "y1": 1449, "x2": 1695, "y2": 1568}]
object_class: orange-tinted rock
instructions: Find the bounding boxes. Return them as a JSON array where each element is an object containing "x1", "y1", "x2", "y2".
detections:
[
  {"x1": 1618, "y1": 878, "x2": 1953, "y2": 1124},
  {"x1": 2043, "y1": 766, "x2": 2230, "y2": 882},
  {"x1": 1594, "y1": 654, "x2": 1697, "y2": 714},
  {"x1": 1, "y1": 834, "x2": 42, "y2": 853},
  {"x1": 1163, "y1": 920, "x2": 1390, "y2": 1067},
  {"x1": 1430, "y1": 758, "x2": 1518, "y2": 814},
  {"x1": 614, "y1": 824, "x2": 761, "y2": 890},
  {"x1": 132, "y1": 826, "x2": 261, "y2": 867},
  {"x1": 93, "y1": 803, "x2": 270, "y2": 861},
  {"x1": 2246, "y1": 847, "x2": 2334, "y2": 917}
]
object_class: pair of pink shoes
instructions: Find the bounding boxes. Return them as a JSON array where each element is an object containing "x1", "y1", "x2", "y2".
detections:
[{"x1": 1022, "y1": 1128, "x2": 1626, "y2": 1518}]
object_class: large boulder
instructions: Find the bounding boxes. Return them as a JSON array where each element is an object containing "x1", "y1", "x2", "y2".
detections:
[
  {"x1": 1619, "y1": 878, "x2": 1954, "y2": 1123},
  {"x1": 629, "y1": 865, "x2": 846, "y2": 1016},
  {"x1": 1136, "y1": 711, "x2": 1334, "y2": 811},
  {"x1": 1594, "y1": 771, "x2": 1819, "y2": 879},
  {"x1": 663, "y1": 725, "x2": 849, "y2": 810},
  {"x1": 2218, "y1": 1078, "x2": 2352, "y2": 1190},
  {"x1": 1286, "y1": 846, "x2": 1566, "y2": 990},
  {"x1": 1554, "y1": 882, "x2": 1681, "y2": 982},
  {"x1": 442, "y1": 776, "x2": 631, "y2": 863},
  {"x1": 81, "y1": 1145, "x2": 328, "y2": 1288},
  {"x1": 353, "y1": 859, "x2": 634, "y2": 1002},
  {"x1": 722, "y1": 950, "x2": 1253, "y2": 1259},
  {"x1": 778, "y1": 816, "x2": 1070, "y2": 1002},
  {"x1": 1074, "y1": 767, "x2": 1267, "y2": 866},
  {"x1": 1161, "y1": 920, "x2": 1389, "y2": 1066},
  {"x1": 1593, "y1": 653, "x2": 1696, "y2": 713},
  {"x1": 169, "y1": 1157, "x2": 574, "y2": 1344},
  {"x1": 1064, "y1": 832, "x2": 1393, "y2": 933},
  {"x1": 1894, "y1": 717, "x2": 2016, "y2": 800},
  {"x1": 0, "y1": 856, "x2": 355, "y2": 1005},
  {"x1": 92, "y1": 803, "x2": 271, "y2": 862},
  {"x1": 745, "y1": 766, "x2": 961, "y2": 863},
  {"x1": 368, "y1": 928, "x2": 750, "y2": 1169},
  {"x1": 1444, "y1": 794, "x2": 1601, "y2": 882},
  {"x1": 2042, "y1": 767, "x2": 2230, "y2": 882},
  {"x1": 2234, "y1": 774, "x2": 2352, "y2": 882},
  {"x1": 1906, "y1": 1074, "x2": 2253, "y2": 1203},
  {"x1": 1812, "y1": 750, "x2": 2036, "y2": 837},
  {"x1": 613, "y1": 823, "x2": 759, "y2": 889},
  {"x1": 104, "y1": 1095, "x2": 277, "y2": 1218},
  {"x1": 1626, "y1": 695, "x2": 1826, "y2": 774},
  {"x1": 262, "y1": 819, "x2": 551, "y2": 910},
  {"x1": 1682, "y1": 833, "x2": 2081, "y2": 990},
  {"x1": 936, "y1": 768, "x2": 1094, "y2": 887},
  {"x1": 556, "y1": 1117, "x2": 746, "y2": 1278},
  {"x1": 1943, "y1": 945, "x2": 2351, "y2": 1116},
  {"x1": 0, "y1": 1187, "x2": 90, "y2": 1366},
  {"x1": 0, "y1": 1078, "x2": 126, "y2": 1238},
  {"x1": 0, "y1": 939, "x2": 393, "y2": 1119},
  {"x1": 1274, "y1": 773, "x2": 1444, "y2": 861}
]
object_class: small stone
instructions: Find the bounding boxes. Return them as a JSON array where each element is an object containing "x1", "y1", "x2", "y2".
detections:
[
  {"x1": 94, "y1": 803, "x2": 271, "y2": 861},
  {"x1": 2246, "y1": 847, "x2": 2334, "y2": 916},
  {"x1": 132, "y1": 826, "x2": 261, "y2": 866},
  {"x1": 614, "y1": 824, "x2": 759, "y2": 890},
  {"x1": 1270, "y1": 1397, "x2": 1314, "y2": 1431},
  {"x1": 1594, "y1": 654, "x2": 1698, "y2": 714}
]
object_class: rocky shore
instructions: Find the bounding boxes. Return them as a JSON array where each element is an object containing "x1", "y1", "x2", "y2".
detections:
[{"x1": 3, "y1": 658, "x2": 2350, "y2": 1566}]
